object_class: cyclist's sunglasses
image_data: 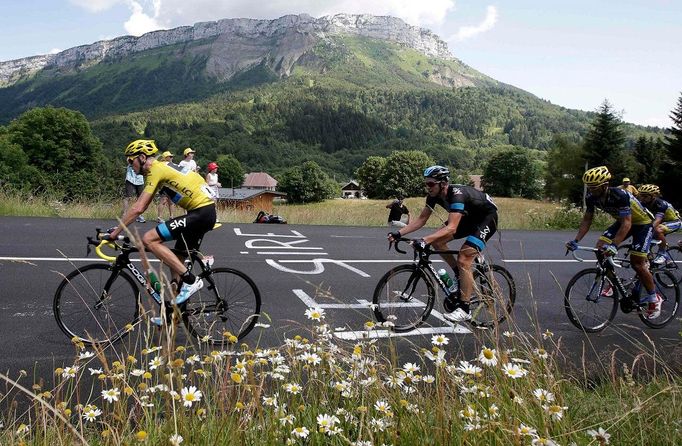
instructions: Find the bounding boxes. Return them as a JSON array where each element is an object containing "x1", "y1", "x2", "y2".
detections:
[
  {"x1": 424, "y1": 180, "x2": 439, "y2": 188},
  {"x1": 127, "y1": 155, "x2": 139, "y2": 165}
]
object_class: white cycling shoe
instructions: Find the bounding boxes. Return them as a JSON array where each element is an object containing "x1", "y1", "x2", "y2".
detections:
[{"x1": 173, "y1": 279, "x2": 204, "y2": 305}]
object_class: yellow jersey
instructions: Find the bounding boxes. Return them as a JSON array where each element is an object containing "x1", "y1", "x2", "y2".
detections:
[{"x1": 143, "y1": 159, "x2": 214, "y2": 211}]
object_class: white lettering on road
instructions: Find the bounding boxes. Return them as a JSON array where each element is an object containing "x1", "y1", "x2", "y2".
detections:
[{"x1": 267, "y1": 259, "x2": 371, "y2": 277}]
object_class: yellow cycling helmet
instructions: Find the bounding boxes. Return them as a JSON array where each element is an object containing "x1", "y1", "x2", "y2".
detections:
[
  {"x1": 638, "y1": 184, "x2": 660, "y2": 195},
  {"x1": 582, "y1": 166, "x2": 611, "y2": 186},
  {"x1": 125, "y1": 139, "x2": 159, "y2": 158}
]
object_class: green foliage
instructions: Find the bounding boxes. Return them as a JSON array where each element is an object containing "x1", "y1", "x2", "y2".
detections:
[
  {"x1": 482, "y1": 147, "x2": 543, "y2": 199},
  {"x1": 355, "y1": 156, "x2": 387, "y2": 198},
  {"x1": 278, "y1": 161, "x2": 337, "y2": 203},
  {"x1": 4, "y1": 107, "x2": 117, "y2": 199},
  {"x1": 661, "y1": 92, "x2": 682, "y2": 206},
  {"x1": 633, "y1": 136, "x2": 664, "y2": 184},
  {"x1": 380, "y1": 150, "x2": 435, "y2": 198},
  {"x1": 582, "y1": 100, "x2": 627, "y2": 179},
  {"x1": 214, "y1": 154, "x2": 245, "y2": 188},
  {"x1": 544, "y1": 136, "x2": 585, "y2": 203}
]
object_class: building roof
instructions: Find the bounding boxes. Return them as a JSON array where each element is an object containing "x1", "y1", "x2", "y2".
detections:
[
  {"x1": 243, "y1": 172, "x2": 278, "y2": 188},
  {"x1": 341, "y1": 180, "x2": 361, "y2": 190},
  {"x1": 217, "y1": 187, "x2": 286, "y2": 200}
]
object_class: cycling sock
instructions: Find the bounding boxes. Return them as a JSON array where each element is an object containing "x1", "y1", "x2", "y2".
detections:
[{"x1": 180, "y1": 269, "x2": 196, "y2": 285}]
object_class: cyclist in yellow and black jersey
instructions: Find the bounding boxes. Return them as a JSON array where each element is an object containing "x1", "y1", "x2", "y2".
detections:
[
  {"x1": 566, "y1": 166, "x2": 662, "y2": 319},
  {"x1": 638, "y1": 184, "x2": 681, "y2": 265},
  {"x1": 108, "y1": 140, "x2": 216, "y2": 316}
]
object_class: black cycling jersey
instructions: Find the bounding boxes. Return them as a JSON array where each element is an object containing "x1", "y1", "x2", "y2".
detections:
[
  {"x1": 585, "y1": 187, "x2": 652, "y2": 225},
  {"x1": 426, "y1": 184, "x2": 498, "y2": 219}
]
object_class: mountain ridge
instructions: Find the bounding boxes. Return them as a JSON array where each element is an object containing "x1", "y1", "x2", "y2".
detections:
[{"x1": 0, "y1": 13, "x2": 455, "y2": 86}]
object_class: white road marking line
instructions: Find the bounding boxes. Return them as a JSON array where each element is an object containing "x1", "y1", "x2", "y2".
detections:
[
  {"x1": 256, "y1": 252, "x2": 329, "y2": 255},
  {"x1": 334, "y1": 325, "x2": 470, "y2": 340},
  {"x1": 0, "y1": 257, "x2": 159, "y2": 262}
]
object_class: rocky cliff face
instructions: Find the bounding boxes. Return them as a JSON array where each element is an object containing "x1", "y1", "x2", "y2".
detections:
[{"x1": 0, "y1": 13, "x2": 454, "y2": 86}]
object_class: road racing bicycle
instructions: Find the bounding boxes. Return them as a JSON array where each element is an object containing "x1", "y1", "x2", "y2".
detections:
[
  {"x1": 53, "y1": 229, "x2": 261, "y2": 345},
  {"x1": 372, "y1": 237, "x2": 515, "y2": 331}
]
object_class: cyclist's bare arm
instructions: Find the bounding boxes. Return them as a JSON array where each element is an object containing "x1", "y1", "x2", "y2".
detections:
[
  {"x1": 110, "y1": 191, "x2": 154, "y2": 239},
  {"x1": 423, "y1": 212, "x2": 462, "y2": 245},
  {"x1": 573, "y1": 211, "x2": 594, "y2": 242}
]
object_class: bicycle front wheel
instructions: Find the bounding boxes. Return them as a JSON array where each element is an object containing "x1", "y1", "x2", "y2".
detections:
[
  {"x1": 372, "y1": 264, "x2": 435, "y2": 332},
  {"x1": 640, "y1": 270, "x2": 680, "y2": 328},
  {"x1": 183, "y1": 268, "x2": 261, "y2": 344},
  {"x1": 564, "y1": 268, "x2": 618, "y2": 332},
  {"x1": 469, "y1": 264, "x2": 516, "y2": 328},
  {"x1": 53, "y1": 264, "x2": 140, "y2": 344}
]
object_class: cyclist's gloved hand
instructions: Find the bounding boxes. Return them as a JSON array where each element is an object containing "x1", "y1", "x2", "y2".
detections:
[
  {"x1": 565, "y1": 240, "x2": 578, "y2": 251},
  {"x1": 388, "y1": 231, "x2": 401, "y2": 241},
  {"x1": 602, "y1": 244, "x2": 618, "y2": 257},
  {"x1": 413, "y1": 238, "x2": 429, "y2": 252}
]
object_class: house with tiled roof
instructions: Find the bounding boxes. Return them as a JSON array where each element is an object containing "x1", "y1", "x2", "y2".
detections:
[{"x1": 243, "y1": 172, "x2": 278, "y2": 191}]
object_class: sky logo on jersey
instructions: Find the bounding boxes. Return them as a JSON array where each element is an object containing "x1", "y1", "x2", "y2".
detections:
[
  {"x1": 479, "y1": 225, "x2": 491, "y2": 240},
  {"x1": 452, "y1": 187, "x2": 463, "y2": 195},
  {"x1": 169, "y1": 218, "x2": 187, "y2": 230}
]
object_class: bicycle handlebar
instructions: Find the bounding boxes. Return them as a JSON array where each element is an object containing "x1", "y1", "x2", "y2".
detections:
[
  {"x1": 568, "y1": 245, "x2": 620, "y2": 268},
  {"x1": 86, "y1": 228, "x2": 130, "y2": 262}
]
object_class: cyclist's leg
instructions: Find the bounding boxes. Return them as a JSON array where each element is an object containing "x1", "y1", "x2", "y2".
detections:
[{"x1": 457, "y1": 213, "x2": 498, "y2": 303}]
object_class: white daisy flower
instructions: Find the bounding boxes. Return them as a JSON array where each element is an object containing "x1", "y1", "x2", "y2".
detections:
[
  {"x1": 180, "y1": 386, "x2": 203, "y2": 408},
  {"x1": 502, "y1": 363, "x2": 528, "y2": 379},
  {"x1": 148, "y1": 356, "x2": 164, "y2": 370},
  {"x1": 544, "y1": 404, "x2": 567, "y2": 421},
  {"x1": 82, "y1": 406, "x2": 102, "y2": 422},
  {"x1": 457, "y1": 360, "x2": 482, "y2": 375},
  {"x1": 291, "y1": 426, "x2": 310, "y2": 438},
  {"x1": 431, "y1": 334, "x2": 449, "y2": 346},
  {"x1": 88, "y1": 367, "x2": 103, "y2": 376},
  {"x1": 101, "y1": 388, "x2": 120, "y2": 403},
  {"x1": 478, "y1": 346, "x2": 498, "y2": 366},
  {"x1": 78, "y1": 351, "x2": 95, "y2": 360},
  {"x1": 587, "y1": 427, "x2": 611, "y2": 444},
  {"x1": 374, "y1": 400, "x2": 391, "y2": 413},
  {"x1": 402, "y1": 362, "x2": 420, "y2": 373},
  {"x1": 62, "y1": 365, "x2": 79, "y2": 379},
  {"x1": 280, "y1": 414, "x2": 296, "y2": 426},
  {"x1": 304, "y1": 307, "x2": 325, "y2": 321},
  {"x1": 284, "y1": 383, "x2": 302, "y2": 395},
  {"x1": 517, "y1": 423, "x2": 537, "y2": 437},
  {"x1": 169, "y1": 433, "x2": 184, "y2": 446},
  {"x1": 130, "y1": 368, "x2": 145, "y2": 377},
  {"x1": 533, "y1": 388, "x2": 555, "y2": 403}
]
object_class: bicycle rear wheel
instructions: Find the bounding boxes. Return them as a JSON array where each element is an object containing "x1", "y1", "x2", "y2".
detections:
[
  {"x1": 469, "y1": 264, "x2": 516, "y2": 328},
  {"x1": 564, "y1": 268, "x2": 619, "y2": 332},
  {"x1": 372, "y1": 264, "x2": 435, "y2": 332},
  {"x1": 183, "y1": 268, "x2": 261, "y2": 345},
  {"x1": 53, "y1": 264, "x2": 140, "y2": 344},
  {"x1": 640, "y1": 270, "x2": 680, "y2": 328}
]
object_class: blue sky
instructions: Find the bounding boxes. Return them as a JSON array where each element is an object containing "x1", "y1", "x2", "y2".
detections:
[{"x1": 1, "y1": 0, "x2": 680, "y2": 127}]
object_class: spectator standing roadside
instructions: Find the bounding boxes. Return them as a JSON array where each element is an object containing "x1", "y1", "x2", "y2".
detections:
[
  {"x1": 178, "y1": 148, "x2": 198, "y2": 173},
  {"x1": 386, "y1": 196, "x2": 410, "y2": 228},
  {"x1": 156, "y1": 151, "x2": 176, "y2": 222},
  {"x1": 124, "y1": 162, "x2": 146, "y2": 223},
  {"x1": 205, "y1": 162, "x2": 221, "y2": 200},
  {"x1": 619, "y1": 177, "x2": 639, "y2": 196}
]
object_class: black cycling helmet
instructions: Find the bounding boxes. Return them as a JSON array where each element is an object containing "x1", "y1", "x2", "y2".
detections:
[{"x1": 423, "y1": 165, "x2": 450, "y2": 182}]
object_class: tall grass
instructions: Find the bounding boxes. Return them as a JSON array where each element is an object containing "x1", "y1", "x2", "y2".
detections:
[
  {"x1": 1, "y1": 308, "x2": 679, "y2": 445},
  {"x1": 0, "y1": 191, "x2": 612, "y2": 230}
]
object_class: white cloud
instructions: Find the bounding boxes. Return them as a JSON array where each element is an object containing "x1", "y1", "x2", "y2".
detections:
[
  {"x1": 449, "y1": 5, "x2": 497, "y2": 41},
  {"x1": 123, "y1": 0, "x2": 165, "y2": 36}
]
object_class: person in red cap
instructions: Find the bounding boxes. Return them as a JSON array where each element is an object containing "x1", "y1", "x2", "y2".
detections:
[{"x1": 205, "y1": 162, "x2": 221, "y2": 200}]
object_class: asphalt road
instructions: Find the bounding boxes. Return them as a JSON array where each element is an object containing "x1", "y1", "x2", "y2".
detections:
[{"x1": 1, "y1": 216, "x2": 680, "y2": 381}]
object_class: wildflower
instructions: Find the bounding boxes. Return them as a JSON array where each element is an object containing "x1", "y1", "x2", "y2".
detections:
[
  {"x1": 533, "y1": 388, "x2": 555, "y2": 403},
  {"x1": 263, "y1": 395, "x2": 278, "y2": 407},
  {"x1": 402, "y1": 362, "x2": 420, "y2": 373},
  {"x1": 149, "y1": 356, "x2": 164, "y2": 370},
  {"x1": 291, "y1": 426, "x2": 310, "y2": 438},
  {"x1": 304, "y1": 307, "x2": 325, "y2": 321},
  {"x1": 542, "y1": 329, "x2": 554, "y2": 339},
  {"x1": 284, "y1": 383, "x2": 302, "y2": 395},
  {"x1": 502, "y1": 330, "x2": 515, "y2": 338},
  {"x1": 478, "y1": 346, "x2": 498, "y2": 366},
  {"x1": 235, "y1": 401, "x2": 245, "y2": 411},
  {"x1": 280, "y1": 414, "x2": 296, "y2": 426},
  {"x1": 169, "y1": 433, "x2": 184, "y2": 446},
  {"x1": 487, "y1": 403, "x2": 500, "y2": 419},
  {"x1": 457, "y1": 360, "x2": 482, "y2": 376},
  {"x1": 431, "y1": 334, "x2": 449, "y2": 346},
  {"x1": 186, "y1": 354, "x2": 200, "y2": 364},
  {"x1": 101, "y1": 388, "x2": 120, "y2": 403},
  {"x1": 544, "y1": 404, "x2": 567, "y2": 421},
  {"x1": 532, "y1": 438, "x2": 559, "y2": 446},
  {"x1": 89, "y1": 367, "x2": 103, "y2": 375},
  {"x1": 299, "y1": 352, "x2": 322, "y2": 365},
  {"x1": 534, "y1": 348, "x2": 549, "y2": 359},
  {"x1": 317, "y1": 413, "x2": 340, "y2": 433},
  {"x1": 502, "y1": 363, "x2": 528, "y2": 379},
  {"x1": 231, "y1": 372, "x2": 244, "y2": 384},
  {"x1": 423, "y1": 375, "x2": 435, "y2": 384},
  {"x1": 16, "y1": 423, "x2": 29, "y2": 434},
  {"x1": 374, "y1": 400, "x2": 391, "y2": 414},
  {"x1": 82, "y1": 406, "x2": 102, "y2": 422},
  {"x1": 424, "y1": 348, "x2": 447, "y2": 366},
  {"x1": 464, "y1": 422, "x2": 482, "y2": 431},
  {"x1": 78, "y1": 351, "x2": 95, "y2": 360},
  {"x1": 61, "y1": 365, "x2": 79, "y2": 379},
  {"x1": 196, "y1": 407, "x2": 207, "y2": 419},
  {"x1": 181, "y1": 386, "x2": 203, "y2": 408},
  {"x1": 587, "y1": 427, "x2": 611, "y2": 444},
  {"x1": 135, "y1": 430, "x2": 148, "y2": 442},
  {"x1": 518, "y1": 423, "x2": 537, "y2": 437},
  {"x1": 125, "y1": 323, "x2": 134, "y2": 332},
  {"x1": 459, "y1": 405, "x2": 478, "y2": 420}
]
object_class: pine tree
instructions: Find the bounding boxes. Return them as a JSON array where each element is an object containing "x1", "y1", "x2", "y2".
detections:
[
  {"x1": 661, "y1": 92, "x2": 682, "y2": 206},
  {"x1": 582, "y1": 100, "x2": 627, "y2": 182}
]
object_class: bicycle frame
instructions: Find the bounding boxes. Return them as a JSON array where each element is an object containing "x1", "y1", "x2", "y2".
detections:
[{"x1": 570, "y1": 246, "x2": 636, "y2": 304}]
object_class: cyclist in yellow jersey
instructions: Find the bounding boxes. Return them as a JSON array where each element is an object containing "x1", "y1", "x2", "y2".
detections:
[
  {"x1": 108, "y1": 140, "x2": 217, "y2": 314},
  {"x1": 565, "y1": 166, "x2": 661, "y2": 319},
  {"x1": 637, "y1": 184, "x2": 681, "y2": 265}
]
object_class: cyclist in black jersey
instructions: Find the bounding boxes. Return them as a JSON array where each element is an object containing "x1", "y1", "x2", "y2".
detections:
[
  {"x1": 388, "y1": 165, "x2": 498, "y2": 322},
  {"x1": 566, "y1": 166, "x2": 661, "y2": 319}
]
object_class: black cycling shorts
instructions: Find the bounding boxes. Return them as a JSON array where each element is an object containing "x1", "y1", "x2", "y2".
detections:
[
  {"x1": 453, "y1": 211, "x2": 498, "y2": 252},
  {"x1": 155, "y1": 204, "x2": 216, "y2": 252}
]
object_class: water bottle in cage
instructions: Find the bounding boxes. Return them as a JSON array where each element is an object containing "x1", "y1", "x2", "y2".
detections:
[{"x1": 437, "y1": 268, "x2": 459, "y2": 297}]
